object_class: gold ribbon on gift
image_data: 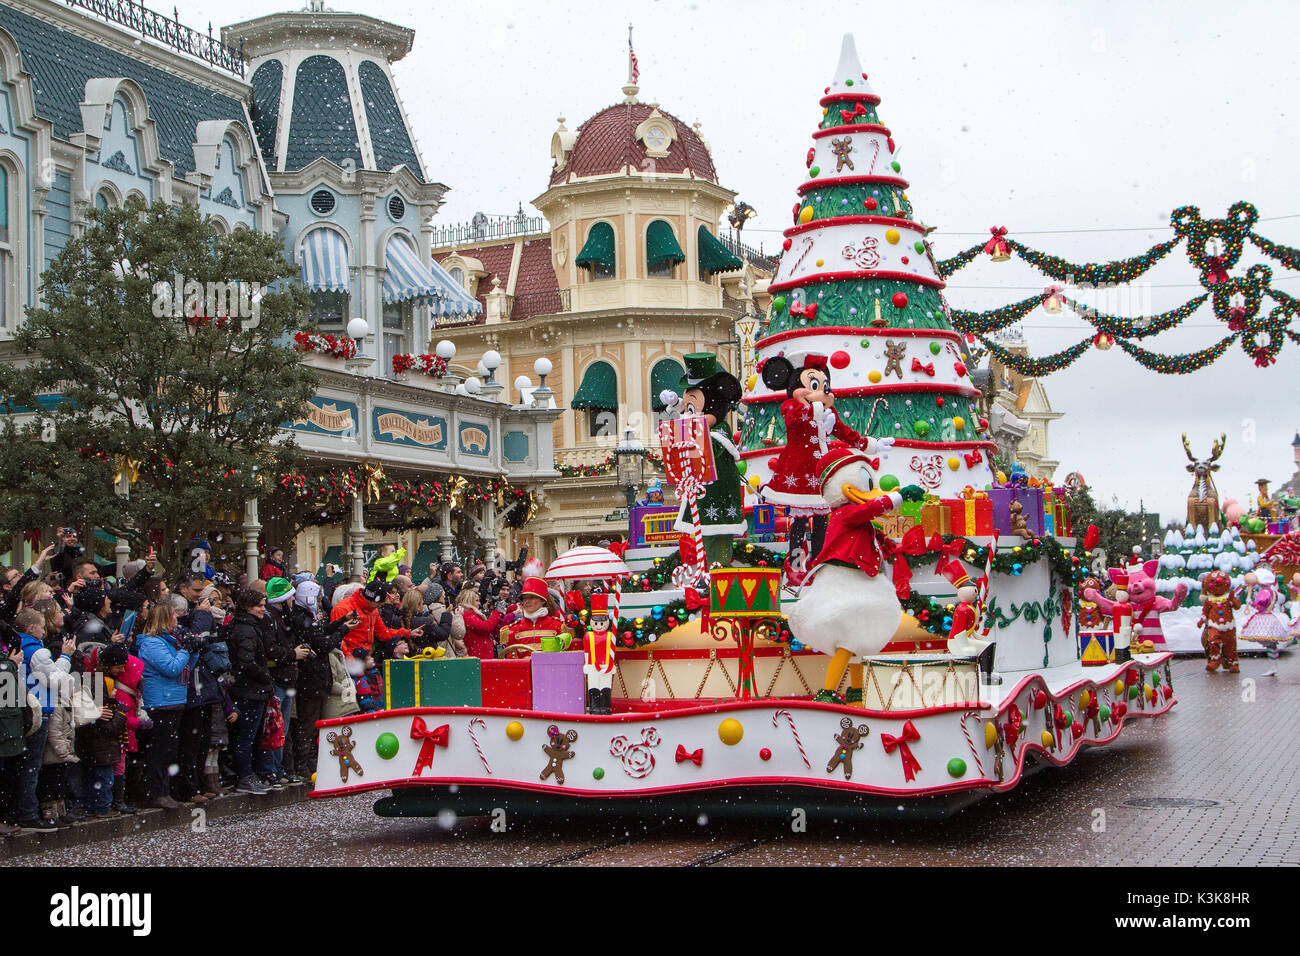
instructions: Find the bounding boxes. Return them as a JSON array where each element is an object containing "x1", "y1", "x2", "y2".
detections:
[
  {"x1": 112, "y1": 456, "x2": 141, "y2": 485},
  {"x1": 409, "y1": 646, "x2": 446, "y2": 661},
  {"x1": 359, "y1": 460, "x2": 386, "y2": 503}
]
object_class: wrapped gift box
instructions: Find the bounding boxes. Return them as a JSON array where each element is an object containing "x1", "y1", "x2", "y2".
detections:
[
  {"x1": 919, "y1": 502, "x2": 951, "y2": 536},
  {"x1": 531, "y1": 651, "x2": 587, "y2": 714},
  {"x1": 989, "y1": 488, "x2": 1015, "y2": 535},
  {"x1": 1041, "y1": 486, "x2": 1056, "y2": 536},
  {"x1": 480, "y1": 658, "x2": 532, "y2": 710},
  {"x1": 384, "y1": 656, "x2": 482, "y2": 710},
  {"x1": 943, "y1": 496, "x2": 994, "y2": 536},
  {"x1": 995, "y1": 486, "x2": 1044, "y2": 536},
  {"x1": 1054, "y1": 500, "x2": 1072, "y2": 537}
]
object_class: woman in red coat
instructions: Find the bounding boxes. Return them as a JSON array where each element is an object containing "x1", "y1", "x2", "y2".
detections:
[{"x1": 456, "y1": 588, "x2": 512, "y2": 660}]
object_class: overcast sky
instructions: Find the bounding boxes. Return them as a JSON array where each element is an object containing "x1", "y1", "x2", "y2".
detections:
[{"x1": 186, "y1": 0, "x2": 1300, "y2": 524}]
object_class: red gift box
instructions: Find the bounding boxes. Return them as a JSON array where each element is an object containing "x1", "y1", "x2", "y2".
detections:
[
  {"x1": 942, "y1": 496, "x2": 994, "y2": 536},
  {"x1": 480, "y1": 659, "x2": 532, "y2": 710}
]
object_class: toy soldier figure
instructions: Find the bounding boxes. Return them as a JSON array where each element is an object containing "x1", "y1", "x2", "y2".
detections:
[{"x1": 584, "y1": 593, "x2": 616, "y2": 714}]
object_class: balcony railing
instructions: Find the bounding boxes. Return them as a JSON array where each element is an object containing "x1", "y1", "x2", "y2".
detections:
[
  {"x1": 66, "y1": 0, "x2": 245, "y2": 77},
  {"x1": 511, "y1": 288, "x2": 570, "y2": 317},
  {"x1": 431, "y1": 213, "x2": 549, "y2": 248},
  {"x1": 718, "y1": 232, "x2": 781, "y2": 273}
]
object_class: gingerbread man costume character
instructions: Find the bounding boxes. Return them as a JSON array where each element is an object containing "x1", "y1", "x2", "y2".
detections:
[
  {"x1": 1199, "y1": 569, "x2": 1241, "y2": 673},
  {"x1": 759, "y1": 353, "x2": 891, "y2": 585}
]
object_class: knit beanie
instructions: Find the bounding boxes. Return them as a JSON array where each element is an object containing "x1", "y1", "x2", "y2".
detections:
[
  {"x1": 74, "y1": 585, "x2": 106, "y2": 614},
  {"x1": 266, "y1": 576, "x2": 295, "y2": 605},
  {"x1": 99, "y1": 643, "x2": 128, "y2": 669},
  {"x1": 292, "y1": 571, "x2": 314, "y2": 585},
  {"x1": 294, "y1": 580, "x2": 323, "y2": 616}
]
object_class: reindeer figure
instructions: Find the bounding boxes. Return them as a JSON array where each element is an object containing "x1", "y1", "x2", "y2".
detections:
[{"x1": 1182, "y1": 433, "x2": 1226, "y2": 530}]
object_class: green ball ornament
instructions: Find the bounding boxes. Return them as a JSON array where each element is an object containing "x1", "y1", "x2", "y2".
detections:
[
  {"x1": 809, "y1": 165, "x2": 820, "y2": 177},
  {"x1": 947, "y1": 758, "x2": 967, "y2": 778},
  {"x1": 1099, "y1": 706, "x2": 1111, "y2": 722},
  {"x1": 861, "y1": 338, "x2": 871, "y2": 347},
  {"x1": 375, "y1": 733, "x2": 400, "y2": 760},
  {"x1": 845, "y1": 78, "x2": 854, "y2": 86},
  {"x1": 913, "y1": 420, "x2": 930, "y2": 438},
  {"x1": 593, "y1": 767, "x2": 605, "y2": 780},
  {"x1": 736, "y1": 460, "x2": 747, "y2": 476},
  {"x1": 773, "y1": 296, "x2": 787, "y2": 312},
  {"x1": 1152, "y1": 672, "x2": 1161, "y2": 686},
  {"x1": 1128, "y1": 685, "x2": 1139, "y2": 700},
  {"x1": 914, "y1": 241, "x2": 926, "y2": 254},
  {"x1": 929, "y1": 342, "x2": 941, "y2": 355},
  {"x1": 891, "y1": 160, "x2": 901, "y2": 173},
  {"x1": 879, "y1": 474, "x2": 900, "y2": 492}
]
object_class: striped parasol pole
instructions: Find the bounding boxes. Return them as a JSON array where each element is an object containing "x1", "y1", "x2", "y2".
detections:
[{"x1": 977, "y1": 530, "x2": 998, "y2": 638}]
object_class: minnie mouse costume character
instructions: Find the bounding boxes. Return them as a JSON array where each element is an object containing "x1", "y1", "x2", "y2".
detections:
[
  {"x1": 661, "y1": 353, "x2": 745, "y2": 570},
  {"x1": 759, "y1": 352, "x2": 892, "y2": 584}
]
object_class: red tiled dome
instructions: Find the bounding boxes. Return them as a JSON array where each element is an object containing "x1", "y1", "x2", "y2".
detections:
[{"x1": 550, "y1": 102, "x2": 717, "y2": 186}]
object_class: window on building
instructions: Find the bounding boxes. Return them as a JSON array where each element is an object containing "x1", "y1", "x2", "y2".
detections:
[
  {"x1": 382, "y1": 300, "x2": 410, "y2": 378},
  {"x1": 575, "y1": 221, "x2": 616, "y2": 280},
  {"x1": 570, "y1": 360, "x2": 618, "y2": 439},
  {"x1": 0, "y1": 164, "x2": 12, "y2": 332},
  {"x1": 649, "y1": 357, "x2": 686, "y2": 423},
  {"x1": 645, "y1": 219, "x2": 684, "y2": 279},
  {"x1": 449, "y1": 267, "x2": 465, "y2": 288},
  {"x1": 307, "y1": 290, "x2": 348, "y2": 330}
]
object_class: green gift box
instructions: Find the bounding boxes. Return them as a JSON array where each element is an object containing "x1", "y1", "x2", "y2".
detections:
[{"x1": 384, "y1": 656, "x2": 482, "y2": 709}]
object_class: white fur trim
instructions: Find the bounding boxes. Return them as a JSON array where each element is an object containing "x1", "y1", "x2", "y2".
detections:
[
  {"x1": 711, "y1": 430, "x2": 741, "y2": 460},
  {"x1": 787, "y1": 564, "x2": 900, "y2": 658}
]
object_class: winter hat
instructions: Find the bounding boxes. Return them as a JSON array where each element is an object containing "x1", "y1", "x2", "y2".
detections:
[
  {"x1": 362, "y1": 579, "x2": 391, "y2": 603},
  {"x1": 423, "y1": 581, "x2": 444, "y2": 605},
  {"x1": 99, "y1": 643, "x2": 128, "y2": 669},
  {"x1": 294, "y1": 580, "x2": 322, "y2": 615},
  {"x1": 74, "y1": 585, "x2": 107, "y2": 614},
  {"x1": 815, "y1": 442, "x2": 875, "y2": 496},
  {"x1": 520, "y1": 577, "x2": 549, "y2": 601},
  {"x1": 266, "y1": 577, "x2": 295, "y2": 605},
  {"x1": 291, "y1": 571, "x2": 314, "y2": 585},
  {"x1": 110, "y1": 588, "x2": 146, "y2": 612}
]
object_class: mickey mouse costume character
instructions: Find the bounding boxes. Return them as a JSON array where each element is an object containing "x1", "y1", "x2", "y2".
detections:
[
  {"x1": 759, "y1": 352, "x2": 892, "y2": 585},
  {"x1": 661, "y1": 352, "x2": 745, "y2": 570}
]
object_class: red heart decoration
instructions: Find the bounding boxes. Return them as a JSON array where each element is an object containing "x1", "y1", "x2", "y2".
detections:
[
  {"x1": 1071, "y1": 720, "x2": 1084, "y2": 740},
  {"x1": 1162, "y1": 685, "x2": 1173, "y2": 700},
  {"x1": 1032, "y1": 690, "x2": 1048, "y2": 710},
  {"x1": 1004, "y1": 722, "x2": 1019, "y2": 750},
  {"x1": 783, "y1": 238, "x2": 792, "y2": 251}
]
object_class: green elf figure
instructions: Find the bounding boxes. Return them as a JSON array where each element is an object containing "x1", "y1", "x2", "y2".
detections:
[{"x1": 661, "y1": 352, "x2": 745, "y2": 570}]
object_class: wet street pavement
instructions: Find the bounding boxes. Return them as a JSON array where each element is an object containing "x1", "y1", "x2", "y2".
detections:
[{"x1": 9, "y1": 656, "x2": 1299, "y2": 866}]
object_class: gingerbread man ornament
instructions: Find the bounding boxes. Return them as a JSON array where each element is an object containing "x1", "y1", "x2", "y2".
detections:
[
  {"x1": 883, "y1": 340, "x2": 907, "y2": 380},
  {"x1": 326, "y1": 727, "x2": 364, "y2": 783},
  {"x1": 826, "y1": 717, "x2": 870, "y2": 780},
  {"x1": 540, "y1": 725, "x2": 579, "y2": 786}
]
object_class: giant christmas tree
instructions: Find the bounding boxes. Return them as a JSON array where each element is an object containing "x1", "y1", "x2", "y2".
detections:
[{"x1": 741, "y1": 35, "x2": 996, "y2": 508}]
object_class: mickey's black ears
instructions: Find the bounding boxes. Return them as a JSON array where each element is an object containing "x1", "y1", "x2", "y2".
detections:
[
  {"x1": 760, "y1": 356, "x2": 795, "y2": 391},
  {"x1": 713, "y1": 373, "x2": 742, "y2": 404}
]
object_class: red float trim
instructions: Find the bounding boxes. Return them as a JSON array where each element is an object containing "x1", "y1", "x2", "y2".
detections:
[
  {"x1": 818, "y1": 92, "x2": 881, "y2": 107},
  {"x1": 783, "y1": 213, "x2": 922, "y2": 239},
  {"x1": 739, "y1": 436, "x2": 997, "y2": 459},
  {"x1": 812, "y1": 123, "x2": 891, "y2": 140},
  {"x1": 797, "y1": 174, "x2": 908, "y2": 195},
  {"x1": 756, "y1": 325, "x2": 965, "y2": 348},
  {"x1": 768, "y1": 270, "x2": 946, "y2": 294},
  {"x1": 742, "y1": 382, "x2": 981, "y2": 406}
]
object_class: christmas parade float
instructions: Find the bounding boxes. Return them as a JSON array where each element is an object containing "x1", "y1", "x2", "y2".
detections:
[{"x1": 310, "y1": 36, "x2": 1177, "y2": 820}]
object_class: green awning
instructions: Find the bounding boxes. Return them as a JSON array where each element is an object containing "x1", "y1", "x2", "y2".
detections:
[
  {"x1": 650, "y1": 358, "x2": 686, "y2": 410},
  {"x1": 698, "y1": 225, "x2": 743, "y2": 275},
  {"x1": 646, "y1": 220, "x2": 685, "y2": 269},
  {"x1": 571, "y1": 361, "x2": 618, "y2": 410},
  {"x1": 575, "y1": 221, "x2": 616, "y2": 270}
]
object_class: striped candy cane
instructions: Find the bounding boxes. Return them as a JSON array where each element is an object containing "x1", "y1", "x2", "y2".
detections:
[
  {"x1": 959, "y1": 710, "x2": 985, "y2": 778},
  {"x1": 466, "y1": 718, "x2": 491, "y2": 775},
  {"x1": 772, "y1": 709, "x2": 811, "y2": 768}
]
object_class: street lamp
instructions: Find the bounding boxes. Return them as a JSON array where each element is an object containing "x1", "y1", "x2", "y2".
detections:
[
  {"x1": 614, "y1": 427, "x2": 648, "y2": 511},
  {"x1": 345, "y1": 317, "x2": 373, "y2": 373},
  {"x1": 531, "y1": 357, "x2": 554, "y2": 408},
  {"x1": 726, "y1": 200, "x2": 757, "y2": 251},
  {"x1": 435, "y1": 338, "x2": 458, "y2": 390},
  {"x1": 479, "y1": 349, "x2": 504, "y2": 401}
]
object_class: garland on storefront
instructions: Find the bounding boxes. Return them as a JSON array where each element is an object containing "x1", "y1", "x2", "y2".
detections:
[
  {"x1": 292, "y1": 332, "x2": 356, "y2": 359},
  {"x1": 557, "y1": 450, "x2": 665, "y2": 478},
  {"x1": 275, "y1": 468, "x2": 511, "y2": 510}
]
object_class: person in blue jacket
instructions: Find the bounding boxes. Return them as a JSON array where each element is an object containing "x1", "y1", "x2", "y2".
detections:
[{"x1": 136, "y1": 602, "x2": 212, "y2": 810}]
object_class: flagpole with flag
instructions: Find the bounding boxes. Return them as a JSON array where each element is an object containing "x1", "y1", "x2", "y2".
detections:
[{"x1": 628, "y1": 24, "x2": 639, "y2": 84}]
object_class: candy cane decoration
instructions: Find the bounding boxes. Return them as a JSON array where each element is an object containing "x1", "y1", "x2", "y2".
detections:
[
  {"x1": 771, "y1": 709, "x2": 811, "y2": 768},
  {"x1": 865, "y1": 397, "x2": 889, "y2": 432},
  {"x1": 787, "y1": 236, "x2": 815, "y2": 276},
  {"x1": 862, "y1": 138, "x2": 881, "y2": 174},
  {"x1": 467, "y1": 717, "x2": 491, "y2": 774},
  {"x1": 960, "y1": 711, "x2": 985, "y2": 778}
]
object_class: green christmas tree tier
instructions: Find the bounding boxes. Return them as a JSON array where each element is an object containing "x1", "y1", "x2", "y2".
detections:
[{"x1": 741, "y1": 33, "x2": 996, "y2": 507}]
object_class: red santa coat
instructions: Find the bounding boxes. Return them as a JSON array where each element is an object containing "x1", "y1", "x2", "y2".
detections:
[
  {"x1": 506, "y1": 611, "x2": 567, "y2": 647},
  {"x1": 764, "y1": 400, "x2": 866, "y2": 510},
  {"x1": 805, "y1": 491, "x2": 903, "y2": 583}
]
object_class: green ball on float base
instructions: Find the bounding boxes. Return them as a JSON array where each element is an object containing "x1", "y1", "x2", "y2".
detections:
[
  {"x1": 947, "y1": 758, "x2": 967, "y2": 778},
  {"x1": 913, "y1": 420, "x2": 930, "y2": 438},
  {"x1": 375, "y1": 732, "x2": 400, "y2": 760}
]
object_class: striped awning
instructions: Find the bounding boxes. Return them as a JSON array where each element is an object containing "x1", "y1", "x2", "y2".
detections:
[
  {"x1": 299, "y1": 228, "x2": 351, "y2": 293},
  {"x1": 383, "y1": 237, "x2": 483, "y2": 317}
]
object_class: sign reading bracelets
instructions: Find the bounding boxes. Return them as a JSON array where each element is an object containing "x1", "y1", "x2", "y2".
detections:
[{"x1": 373, "y1": 407, "x2": 447, "y2": 449}]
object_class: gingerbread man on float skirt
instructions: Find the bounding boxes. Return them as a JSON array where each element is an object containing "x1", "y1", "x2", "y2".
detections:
[{"x1": 659, "y1": 352, "x2": 745, "y2": 570}]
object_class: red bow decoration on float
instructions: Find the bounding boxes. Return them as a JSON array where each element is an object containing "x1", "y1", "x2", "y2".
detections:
[
  {"x1": 1083, "y1": 524, "x2": 1100, "y2": 551},
  {"x1": 964, "y1": 450, "x2": 983, "y2": 467},
  {"x1": 839, "y1": 102, "x2": 868, "y2": 123},
  {"x1": 789, "y1": 301, "x2": 818, "y2": 320},
  {"x1": 805, "y1": 147, "x2": 815, "y2": 169},
  {"x1": 862, "y1": 456, "x2": 880, "y2": 470},
  {"x1": 984, "y1": 226, "x2": 1010, "y2": 257},
  {"x1": 1203, "y1": 255, "x2": 1229, "y2": 285},
  {"x1": 911, "y1": 358, "x2": 935, "y2": 376},
  {"x1": 683, "y1": 588, "x2": 705, "y2": 612},
  {"x1": 607, "y1": 541, "x2": 629, "y2": 558},
  {"x1": 1003, "y1": 704, "x2": 1022, "y2": 750},
  {"x1": 675, "y1": 745, "x2": 703, "y2": 766},
  {"x1": 410, "y1": 717, "x2": 449, "y2": 777},
  {"x1": 881, "y1": 720, "x2": 922, "y2": 781},
  {"x1": 899, "y1": 525, "x2": 927, "y2": 556}
]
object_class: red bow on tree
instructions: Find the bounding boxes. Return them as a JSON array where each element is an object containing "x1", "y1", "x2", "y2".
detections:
[
  {"x1": 805, "y1": 147, "x2": 815, "y2": 169},
  {"x1": 881, "y1": 720, "x2": 922, "y2": 781},
  {"x1": 984, "y1": 226, "x2": 1010, "y2": 256},
  {"x1": 862, "y1": 456, "x2": 880, "y2": 470},
  {"x1": 675, "y1": 745, "x2": 703, "y2": 766},
  {"x1": 839, "y1": 102, "x2": 868, "y2": 123},
  {"x1": 911, "y1": 358, "x2": 935, "y2": 376},
  {"x1": 964, "y1": 450, "x2": 983, "y2": 467},
  {"x1": 1203, "y1": 255, "x2": 1229, "y2": 285},
  {"x1": 410, "y1": 718, "x2": 449, "y2": 777},
  {"x1": 789, "y1": 301, "x2": 818, "y2": 320},
  {"x1": 683, "y1": 588, "x2": 705, "y2": 612}
]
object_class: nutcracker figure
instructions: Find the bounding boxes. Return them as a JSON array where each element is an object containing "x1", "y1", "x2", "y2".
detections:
[
  {"x1": 583, "y1": 593, "x2": 616, "y2": 714},
  {"x1": 1199, "y1": 569, "x2": 1242, "y2": 673},
  {"x1": 938, "y1": 558, "x2": 996, "y2": 682}
]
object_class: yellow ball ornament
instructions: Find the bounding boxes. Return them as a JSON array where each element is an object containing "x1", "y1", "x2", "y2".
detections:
[
  {"x1": 984, "y1": 722, "x2": 998, "y2": 749},
  {"x1": 1079, "y1": 690, "x2": 1090, "y2": 709},
  {"x1": 868, "y1": 370, "x2": 882, "y2": 383},
  {"x1": 506, "y1": 721, "x2": 525, "y2": 741},
  {"x1": 1114, "y1": 680, "x2": 1126, "y2": 696},
  {"x1": 948, "y1": 457, "x2": 960, "y2": 471},
  {"x1": 885, "y1": 228, "x2": 901, "y2": 244},
  {"x1": 310, "y1": 772, "x2": 317, "y2": 784},
  {"x1": 815, "y1": 258, "x2": 824, "y2": 267},
  {"x1": 952, "y1": 416, "x2": 965, "y2": 431},
  {"x1": 748, "y1": 475, "x2": 761, "y2": 490},
  {"x1": 1042, "y1": 731, "x2": 1054, "y2": 748},
  {"x1": 799, "y1": 206, "x2": 814, "y2": 224},
  {"x1": 718, "y1": 718, "x2": 744, "y2": 746}
]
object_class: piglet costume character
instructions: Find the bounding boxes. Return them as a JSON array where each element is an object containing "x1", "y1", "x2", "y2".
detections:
[
  {"x1": 1084, "y1": 558, "x2": 1186, "y2": 655},
  {"x1": 759, "y1": 352, "x2": 892, "y2": 584}
]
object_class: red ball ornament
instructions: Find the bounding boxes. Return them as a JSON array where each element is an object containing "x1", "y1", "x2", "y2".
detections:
[
  {"x1": 830, "y1": 349, "x2": 851, "y2": 369},
  {"x1": 936, "y1": 396, "x2": 945, "y2": 407},
  {"x1": 759, "y1": 748, "x2": 772, "y2": 761},
  {"x1": 621, "y1": 632, "x2": 634, "y2": 646},
  {"x1": 666, "y1": 616, "x2": 677, "y2": 628},
  {"x1": 953, "y1": 362, "x2": 967, "y2": 377},
  {"x1": 864, "y1": 197, "x2": 878, "y2": 211},
  {"x1": 892, "y1": 292, "x2": 908, "y2": 309},
  {"x1": 900, "y1": 256, "x2": 909, "y2": 264},
  {"x1": 757, "y1": 560, "x2": 767, "y2": 568},
  {"x1": 783, "y1": 237, "x2": 792, "y2": 251}
]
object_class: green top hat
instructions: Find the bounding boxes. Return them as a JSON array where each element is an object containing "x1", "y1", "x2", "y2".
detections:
[{"x1": 679, "y1": 352, "x2": 725, "y2": 391}]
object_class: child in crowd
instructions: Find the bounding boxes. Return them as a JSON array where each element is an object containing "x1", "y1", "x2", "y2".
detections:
[
  {"x1": 75, "y1": 662, "x2": 127, "y2": 817},
  {"x1": 353, "y1": 652, "x2": 383, "y2": 712}
]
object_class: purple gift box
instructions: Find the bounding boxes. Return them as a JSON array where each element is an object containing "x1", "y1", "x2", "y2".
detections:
[
  {"x1": 530, "y1": 651, "x2": 587, "y2": 714},
  {"x1": 989, "y1": 486, "x2": 1044, "y2": 536}
]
